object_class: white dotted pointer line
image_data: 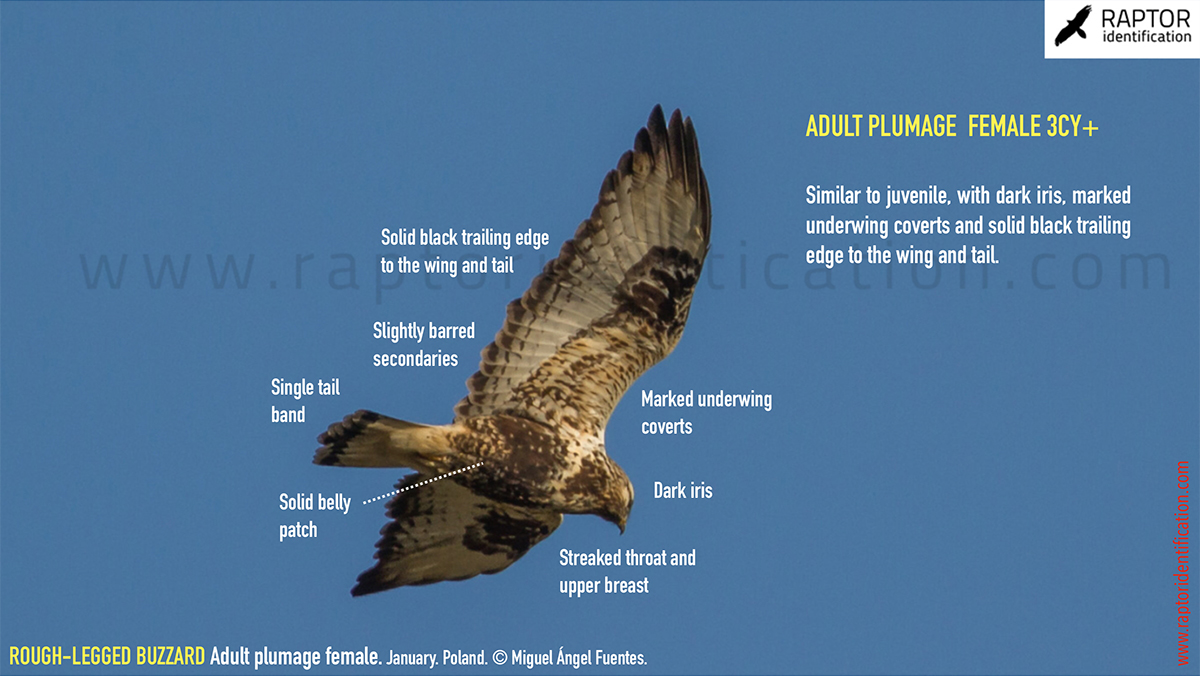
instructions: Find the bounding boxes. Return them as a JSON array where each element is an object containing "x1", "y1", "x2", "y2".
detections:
[{"x1": 362, "y1": 462, "x2": 485, "y2": 505}]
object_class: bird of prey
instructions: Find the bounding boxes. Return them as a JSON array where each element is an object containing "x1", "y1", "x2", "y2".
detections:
[
  {"x1": 1055, "y1": 5, "x2": 1092, "y2": 46},
  {"x1": 314, "y1": 106, "x2": 710, "y2": 596}
]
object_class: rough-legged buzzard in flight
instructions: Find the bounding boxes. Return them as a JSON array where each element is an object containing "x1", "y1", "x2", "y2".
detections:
[{"x1": 314, "y1": 106, "x2": 710, "y2": 595}]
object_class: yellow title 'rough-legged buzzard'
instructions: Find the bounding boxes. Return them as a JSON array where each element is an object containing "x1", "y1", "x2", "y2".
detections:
[{"x1": 314, "y1": 106, "x2": 710, "y2": 596}]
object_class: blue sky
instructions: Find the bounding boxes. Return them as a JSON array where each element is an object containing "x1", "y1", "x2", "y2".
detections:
[{"x1": 2, "y1": 2, "x2": 1197, "y2": 674}]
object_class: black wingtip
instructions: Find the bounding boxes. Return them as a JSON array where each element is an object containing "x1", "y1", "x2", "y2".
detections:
[
  {"x1": 646, "y1": 105, "x2": 668, "y2": 149},
  {"x1": 668, "y1": 107, "x2": 683, "y2": 130},
  {"x1": 633, "y1": 128, "x2": 653, "y2": 156},
  {"x1": 648, "y1": 103, "x2": 665, "y2": 128},
  {"x1": 351, "y1": 562, "x2": 388, "y2": 596},
  {"x1": 643, "y1": 105, "x2": 708, "y2": 239}
]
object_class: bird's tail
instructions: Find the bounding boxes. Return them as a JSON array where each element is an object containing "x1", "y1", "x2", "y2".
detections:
[
  {"x1": 313, "y1": 409, "x2": 451, "y2": 468},
  {"x1": 1078, "y1": 28, "x2": 1087, "y2": 39}
]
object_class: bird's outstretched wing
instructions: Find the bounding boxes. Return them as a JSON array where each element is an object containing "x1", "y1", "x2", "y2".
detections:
[
  {"x1": 352, "y1": 474, "x2": 562, "y2": 595},
  {"x1": 454, "y1": 106, "x2": 711, "y2": 436}
]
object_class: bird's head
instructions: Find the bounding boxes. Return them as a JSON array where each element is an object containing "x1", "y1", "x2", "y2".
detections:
[{"x1": 598, "y1": 476, "x2": 634, "y2": 534}]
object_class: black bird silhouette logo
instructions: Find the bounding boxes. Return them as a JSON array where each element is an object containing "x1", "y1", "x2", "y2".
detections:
[{"x1": 1055, "y1": 5, "x2": 1092, "y2": 46}]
